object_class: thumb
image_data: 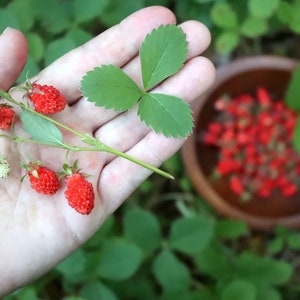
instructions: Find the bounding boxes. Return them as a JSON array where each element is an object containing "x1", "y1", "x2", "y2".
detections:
[{"x1": 0, "y1": 28, "x2": 28, "y2": 90}]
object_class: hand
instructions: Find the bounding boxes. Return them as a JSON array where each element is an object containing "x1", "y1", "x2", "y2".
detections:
[{"x1": 0, "y1": 6, "x2": 215, "y2": 296}]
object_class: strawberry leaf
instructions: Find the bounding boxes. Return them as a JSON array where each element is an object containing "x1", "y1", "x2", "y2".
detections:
[
  {"x1": 20, "y1": 110, "x2": 64, "y2": 146},
  {"x1": 140, "y1": 25, "x2": 188, "y2": 90},
  {"x1": 138, "y1": 93, "x2": 193, "y2": 137},
  {"x1": 81, "y1": 65, "x2": 143, "y2": 111}
]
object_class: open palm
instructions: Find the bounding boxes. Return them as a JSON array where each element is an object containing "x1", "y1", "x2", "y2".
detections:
[{"x1": 0, "y1": 6, "x2": 215, "y2": 296}]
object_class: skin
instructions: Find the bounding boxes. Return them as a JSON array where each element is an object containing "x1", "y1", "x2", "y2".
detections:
[{"x1": 0, "y1": 6, "x2": 215, "y2": 296}]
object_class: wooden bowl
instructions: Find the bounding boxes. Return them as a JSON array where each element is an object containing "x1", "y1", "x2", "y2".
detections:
[{"x1": 182, "y1": 55, "x2": 300, "y2": 230}]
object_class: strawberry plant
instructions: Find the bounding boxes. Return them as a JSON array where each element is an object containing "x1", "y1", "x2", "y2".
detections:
[
  {"x1": 0, "y1": 24, "x2": 192, "y2": 215},
  {"x1": 81, "y1": 24, "x2": 192, "y2": 138}
]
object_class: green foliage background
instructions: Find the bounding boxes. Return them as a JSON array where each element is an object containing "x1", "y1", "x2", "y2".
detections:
[{"x1": 2, "y1": 0, "x2": 300, "y2": 299}]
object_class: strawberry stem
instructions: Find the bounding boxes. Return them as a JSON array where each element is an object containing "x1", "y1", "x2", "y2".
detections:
[
  {"x1": 0, "y1": 89, "x2": 174, "y2": 179},
  {"x1": 99, "y1": 144, "x2": 175, "y2": 179}
]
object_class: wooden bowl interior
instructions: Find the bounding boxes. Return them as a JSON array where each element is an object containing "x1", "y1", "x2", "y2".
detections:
[{"x1": 191, "y1": 67, "x2": 300, "y2": 220}]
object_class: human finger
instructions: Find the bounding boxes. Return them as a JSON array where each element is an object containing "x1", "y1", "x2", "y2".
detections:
[{"x1": 0, "y1": 28, "x2": 28, "y2": 91}]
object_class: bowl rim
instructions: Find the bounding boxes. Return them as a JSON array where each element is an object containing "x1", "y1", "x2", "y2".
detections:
[{"x1": 182, "y1": 55, "x2": 300, "y2": 230}]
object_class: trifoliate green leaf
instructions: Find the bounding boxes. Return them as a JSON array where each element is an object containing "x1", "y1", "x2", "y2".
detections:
[
  {"x1": 81, "y1": 65, "x2": 143, "y2": 111},
  {"x1": 140, "y1": 24, "x2": 188, "y2": 90},
  {"x1": 138, "y1": 93, "x2": 193, "y2": 137},
  {"x1": 20, "y1": 110, "x2": 64, "y2": 146}
]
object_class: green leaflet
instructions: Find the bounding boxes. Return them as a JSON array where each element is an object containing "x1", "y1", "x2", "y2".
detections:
[
  {"x1": 20, "y1": 110, "x2": 64, "y2": 146},
  {"x1": 81, "y1": 65, "x2": 143, "y2": 111},
  {"x1": 138, "y1": 93, "x2": 193, "y2": 138},
  {"x1": 140, "y1": 24, "x2": 188, "y2": 90},
  {"x1": 152, "y1": 250, "x2": 191, "y2": 292}
]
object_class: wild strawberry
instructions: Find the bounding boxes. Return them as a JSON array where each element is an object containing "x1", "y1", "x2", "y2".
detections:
[
  {"x1": 0, "y1": 104, "x2": 15, "y2": 130},
  {"x1": 229, "y1": 176, "x2": 244, "y2": 196},
  {"x1": 257, "y1": 87, "x2": 271, "y2": 107},
  {"x1": 64, "y1": 173, "x2": 95, "y2": 215},
  {"x1": 28, "y1": 83, "x2": 67, "y2": 114},
  {"x1": 25, "y1": 162, "x2": 60, "y2": 195}
]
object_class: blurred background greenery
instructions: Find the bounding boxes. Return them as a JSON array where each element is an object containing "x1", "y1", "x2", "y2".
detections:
[{"x1": 2, "y1": 0, "x2": 300, "y2": 299}]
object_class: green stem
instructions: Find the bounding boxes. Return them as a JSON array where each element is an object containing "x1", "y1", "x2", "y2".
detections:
[
  {"x1": 0, "y1": 90, "x2": 86, "y2": 138},
  {"x1": 0, "y1": 90, "x2": 174, "y2": 179},
  {"x1": 100, "y1": 144, "x2": 174, "y2": 179}
]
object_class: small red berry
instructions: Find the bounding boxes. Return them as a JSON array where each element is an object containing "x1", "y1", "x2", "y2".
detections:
[
  {"x1": 203, "y1": 132, "x2": 217, "y2": 144},
  {"x1": 257, "y1": 87, "x2": 271, "y2": 107},
  {"x1": 64, "y1": 173, "x2": 95, "y2": 215},
  {"x1": 28, "y1": 83, "x2": 67, "y2": 114},
  {"x1": 281, "y1": 183, "x2": 297, "y2": 198},
  {"x1": 0, "y1": 104, "x2": 15, "y2": 130},
  {"x1": 26, "y1": 164, "x2": 60, "y2": 195},
  {"x1": 229, "y1": 176, "x2": 244, "y2": 196},
  {"x1": 257, "y1": 186, "x2": 271, "y2": 198}
]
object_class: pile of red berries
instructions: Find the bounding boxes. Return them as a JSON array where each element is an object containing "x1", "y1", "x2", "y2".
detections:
[{"x1": 203, "y1": 87, "x2": 300, "y2": 200}]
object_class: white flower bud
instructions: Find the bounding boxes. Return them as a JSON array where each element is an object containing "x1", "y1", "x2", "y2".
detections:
[{"x1": 0, "y1": 158, "x2": 10, "y2": 179}]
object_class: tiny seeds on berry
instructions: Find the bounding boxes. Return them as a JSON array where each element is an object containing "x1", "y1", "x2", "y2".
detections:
[
  {"x1": 24, "y1": 162, "x2": 60, "y2": 195},
  {"x1": 0, "y1": 105, "x2": 16, "y2": 130},
  {"x1": 64, "y1": 173, "x2": 95, "y2": 215},
  {"x1": 28, "y1": 83, "x2": 67, "y2": 114}
]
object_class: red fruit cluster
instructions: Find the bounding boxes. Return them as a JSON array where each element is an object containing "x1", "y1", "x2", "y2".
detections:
[
  {"x1": 0, "y1": 80, "x2": 94, "y2": 215},
  {"x1": 24, "y1": 162, "x2": 95, "y2": 215},
  {"x1": 28, "y1": 83, "x2": 67, "y2": 114},
  {"x1": 203, "y1": 87, "x2": 300, "y2": 200},
  {"x1": 0, "y1": 104, "x2": 15, "y2": 130}
]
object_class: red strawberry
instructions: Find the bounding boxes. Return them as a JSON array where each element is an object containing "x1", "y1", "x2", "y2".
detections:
[
  {"x1": 0, "y1": 104, "x2": 15, "y2": 130},
  {"x1": 64, "y1": 173, "x2": 95, "y2": 215},
  {"x1": 28, "y1": 83, "x2": 67, "y2": 114},
  {"x1": 26, "y1": 163, "x2": 60, "y2": 195}
]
